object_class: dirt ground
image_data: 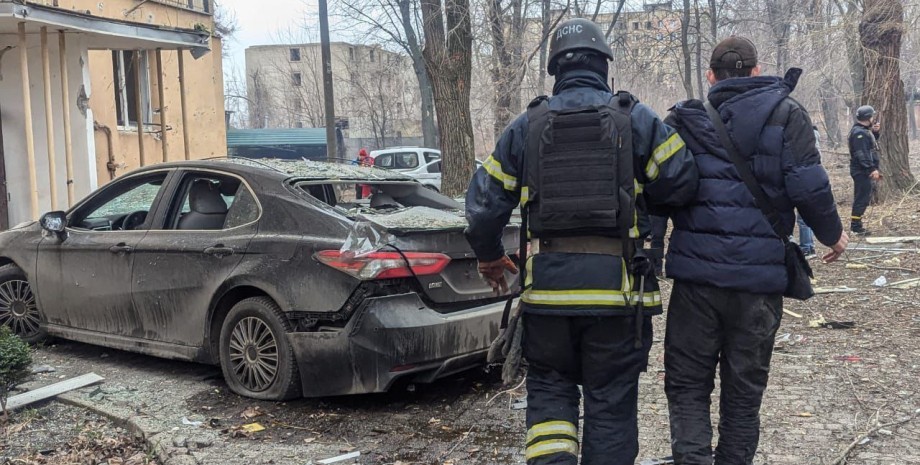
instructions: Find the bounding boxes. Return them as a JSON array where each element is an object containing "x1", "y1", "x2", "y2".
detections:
[{"x1": 1, "y1": 147, "x2": 919, "y2": 465}]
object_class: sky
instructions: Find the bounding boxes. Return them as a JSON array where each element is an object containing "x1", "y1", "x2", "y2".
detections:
[{"x1": 218, "y1": 0, "x2": 346, "y2": 82}]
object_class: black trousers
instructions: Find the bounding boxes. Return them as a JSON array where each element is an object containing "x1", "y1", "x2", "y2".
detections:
[
  {"x1": 851, "y1": 173, "x2": 872, "y2": 221},
  {"x1": 664, "y1": 282, "x2": 782, "y2": 465},
  {"x1": 523, "y1": 313, "x2": 652, "y2": 465}
]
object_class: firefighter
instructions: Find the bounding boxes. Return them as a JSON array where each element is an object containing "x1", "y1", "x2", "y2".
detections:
[
  {"x1": 848, "y1": 105, "x2": 882, "y2": 235},
  {"x1": 465, "y1": 18, "x2": 699, "y2": 465}
]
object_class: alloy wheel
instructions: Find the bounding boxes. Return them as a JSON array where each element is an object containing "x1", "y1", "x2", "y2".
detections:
[
  {"x1": 228, "y1": 317, "x2": 279, "y2": 392},
  {"x1": 0, "y1": 279, "x2": 41, "y2": 339}
]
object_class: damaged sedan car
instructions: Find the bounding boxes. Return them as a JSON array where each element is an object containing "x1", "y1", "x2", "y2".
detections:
[{"x1": 0, "y1": 159, "x2": 518, "y2": 400}]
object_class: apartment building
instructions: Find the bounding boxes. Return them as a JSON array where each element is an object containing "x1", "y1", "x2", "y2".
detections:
[{"x1": 245, "y1": 42, "x2": 422, "y2": 150}]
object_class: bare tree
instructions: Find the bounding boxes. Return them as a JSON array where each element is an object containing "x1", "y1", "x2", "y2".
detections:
[
  {"x1": 421, "y1": 0, "x2": 476, "y2": 197},
  {"x1": 338, "y1": 0, "x2": 439, "y2": 148},
  {"x1": 860, "y1": 0, "x2": 915, "y2": 193}
]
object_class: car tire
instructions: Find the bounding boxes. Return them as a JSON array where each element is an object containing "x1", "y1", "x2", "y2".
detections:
[
  {"x1": 0, "y1": 264, "x2": 47, "y2": 344},
  {"x1": 219, "y1": 297, "x2": 302, "y2": 400}
]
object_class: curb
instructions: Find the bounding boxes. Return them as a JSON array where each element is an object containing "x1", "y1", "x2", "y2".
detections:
[{"x1": 56, "y1": 390, "x2": 208, "y2": 465}]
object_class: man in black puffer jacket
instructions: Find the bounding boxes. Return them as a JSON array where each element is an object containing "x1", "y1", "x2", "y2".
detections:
[{"x1": 661, "y1": 37, "x2": 848, "y2": 465}]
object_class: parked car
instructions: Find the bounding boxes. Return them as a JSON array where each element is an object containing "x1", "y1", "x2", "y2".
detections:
[
  {"x1": 369, "y1": 148, "x2": 482, "y2": 192},
  {"x1": 0, "y1": 159, "x2": 519, "y2": 400}
]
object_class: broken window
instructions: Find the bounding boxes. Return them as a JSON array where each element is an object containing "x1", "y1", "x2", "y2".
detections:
[
  {"x1": 633, "y1": 22, "x2": 639, "y2": 30},
  {"x1": 369, "y1": 50, "x2": 376, "y2": 63},
  {"x1": 112, "y1": 50, "x2": 152, "y2": 128},
  {"x1": 290, "y1": 48, "x2": 301, "y2": 62},
  {"x1": 646, "y1": 21, "x2": 652, "y2": 29},
  {"x1": 292, "y1": 72, "x2": 302, "y2": 87}
]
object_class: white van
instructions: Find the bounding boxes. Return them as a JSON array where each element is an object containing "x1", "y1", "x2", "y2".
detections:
[{"x1": 370, "y1": 147, "x2": 482, "y2": 192}]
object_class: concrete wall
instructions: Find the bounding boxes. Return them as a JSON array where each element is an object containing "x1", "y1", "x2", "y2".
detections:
[
  {"x1": 0, "y1": 32, "x2": 96, "y2": 225},
  {"x1": 53, "y1": 0, "x2": 213, "y2": 31},
  {"x1": 88, "y1": 36, "x2": 226, "y2": 183}
]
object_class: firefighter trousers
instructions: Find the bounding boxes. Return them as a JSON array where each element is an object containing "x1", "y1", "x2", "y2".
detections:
[
  {"x1": 664, "y1": 281, "x2": 783, "y2": 465},
  {"x1": 522, "y1": 313, "x2": 653, "y2": 465}
]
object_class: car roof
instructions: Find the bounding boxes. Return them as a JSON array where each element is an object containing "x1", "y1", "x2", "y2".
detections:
[
  {"x1": 370, "y1": 147, "x2": 440, "y2": 155},
  {"x1": 130, "y1": 158, "x2": 415, "y2": 182}
]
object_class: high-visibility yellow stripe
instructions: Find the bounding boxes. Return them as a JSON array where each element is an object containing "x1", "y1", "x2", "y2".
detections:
[
  {"x1": 630, "y1": 207, "x2": 640, "y2": 239},
  {"x1": 526, "y1": 420, "x2": 577, "y2": 444},
  {"x1": 525, "y1": 439, "x2": 579, "y2": 461},
  {"x1": 482, "y1": 154, "x2": 518, "y2": 191},
  {"x1": 851, "y1": 215, "x2": 861, "y2": 220},
  {"x1": 522, "y1": 289, "x2": 662, "y2": 306},
  {"x1": 634, "y1": 180, "x2": 644, "y2": 194},
  {"x1": 521, "y1": 186, "x2": 530, "y2": 207},
  {"x1": 645, "y1": 133, "x2": 686, "y2": 180},
  {"x1": 525, "y1": 255, "x2": 534, "y2": 287}
]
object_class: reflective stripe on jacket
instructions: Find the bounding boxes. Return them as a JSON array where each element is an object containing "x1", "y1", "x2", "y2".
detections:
[{"x1": 464, "y1": 70, "x2": 698, "y2": 316}]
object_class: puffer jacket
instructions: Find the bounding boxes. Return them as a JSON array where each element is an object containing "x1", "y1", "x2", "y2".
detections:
[{"x1": 663, "y1": 69, "x2": 843, "y2": 294}]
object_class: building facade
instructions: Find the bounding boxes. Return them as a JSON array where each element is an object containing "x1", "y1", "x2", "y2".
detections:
[
  {"x1": 0, "y1": 0, "x2": 225, "y2": 228},
  {"x1": 245, "y1": 42, "x2": 422, "y2": 153}
]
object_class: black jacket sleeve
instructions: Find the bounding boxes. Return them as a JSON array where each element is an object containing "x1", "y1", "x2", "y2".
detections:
[
  {"x1": 464, "y1": 115, "x2": 525, "y2": 262},
  {"x1": 631, "y1": 103, "x2": 699, "y2": 209},
  {"x1": 784, "y1": 104, "x2": 843, "y2": 247}
]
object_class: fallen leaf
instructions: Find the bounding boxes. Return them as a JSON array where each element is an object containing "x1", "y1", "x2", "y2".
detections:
[
  {"x1": 241, "y1": 422, "x2": 266, "y2": 433},
  {"x1": 241, "y1": 406, "x2": 264, "y2": 419}
]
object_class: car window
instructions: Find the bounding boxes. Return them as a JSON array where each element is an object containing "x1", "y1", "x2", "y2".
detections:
[
  {"x1": 74, "y1": 173, "x2": 168, "y2": 231},
  {"x1": 424, "y1": 152, "x2": 440, "y2": 163},
  {"x1": 395, "y1": 153, "x2": 419, "y2": 169},
  {"x1": 374, "y1": 154, "x2": 393, "y2": 168},
  {"x1": 427, "y1": 161, "x2": 441, "y2": 174},
  {"x1": 167, "y1": 173, "x2": 259, "y2": 230}
]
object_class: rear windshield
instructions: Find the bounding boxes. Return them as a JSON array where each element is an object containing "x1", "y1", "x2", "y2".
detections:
[{"x1": 294, "y1": 180, "x2": 461, "y2": 218}]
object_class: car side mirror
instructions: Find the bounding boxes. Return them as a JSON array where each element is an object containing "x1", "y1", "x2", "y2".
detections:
[{"x1": 40, "y1": 211, "x2": 67, "y2": 235}]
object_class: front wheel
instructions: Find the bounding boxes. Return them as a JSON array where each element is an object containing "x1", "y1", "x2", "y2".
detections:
[
  {"x1": 218, "y1": 297, "x2": 301, "y2": 400},
  {"x1": 0, "y1": 264, "x2": 46, "y2": 344}
]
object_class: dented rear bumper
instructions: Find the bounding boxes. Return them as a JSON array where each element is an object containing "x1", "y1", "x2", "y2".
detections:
[{"x1": 286, "y1": 293, "x2": 503, "y2": 397}]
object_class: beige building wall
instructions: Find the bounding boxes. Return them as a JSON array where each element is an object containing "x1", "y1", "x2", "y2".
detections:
[{"x1": 64, "y1": 0, "x2": 226, "y2": 182}]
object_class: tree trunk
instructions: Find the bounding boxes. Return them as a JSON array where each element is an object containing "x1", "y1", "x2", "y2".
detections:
[
  {"x1": 489, "y1": 0, "x2": 524, "y2": 139},
  {"x1": 694, "y1": 1, "x2": 705, "y2": 99},
  {"x1": 680, "y1": 0, "x2": 694, "y2": 99},
  {"x1": 538, "y1": 0, "x2": 550, "y2": 94},
  {"x1": 819, "y1": 78, "x2": 842, "y2": 148},
  {"x1": 844, "y1": 0, "x2": 865, "y2": 108},
  {"x1": 421, "y1": 0, "x2": 475, "y2": 197},
  {"x1": 707, "y1": 0, "x2": 717, "y2": 40},
  {"x1": 860, "y1": 0, "x2": 915, "y2": 195},
  {"x1": 398, "y1": 0, "x2": 439, "y2": 148}
]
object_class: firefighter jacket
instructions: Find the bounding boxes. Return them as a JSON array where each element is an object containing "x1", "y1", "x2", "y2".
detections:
[
  {"x1": 465, "y1": 70, "x2": 698, "y2": 317},
  {"x1": 848, "y1": 123, "x2": 881, "y2": 176}
]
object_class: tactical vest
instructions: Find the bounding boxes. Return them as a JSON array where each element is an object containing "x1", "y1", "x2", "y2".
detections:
[{"x1": 523, "y1": 91, "x2": 636, "y2": 239}]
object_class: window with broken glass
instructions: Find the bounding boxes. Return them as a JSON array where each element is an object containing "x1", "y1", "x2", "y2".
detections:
[{"x1": 112, "y1": 50, "x2": 153, "y2": 129}]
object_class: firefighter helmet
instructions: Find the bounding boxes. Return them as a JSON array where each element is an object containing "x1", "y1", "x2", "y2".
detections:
[{"x1": 547, "y1": 18, "x2": 613, "y2": 76}]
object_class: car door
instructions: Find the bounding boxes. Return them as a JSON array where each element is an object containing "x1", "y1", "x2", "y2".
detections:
[
  {"x1": 130, "y1": 170, "x2": 260, "y2": 347},
  {"x1": 35, "y1": 170, "x2": 174, "y2": 337}
]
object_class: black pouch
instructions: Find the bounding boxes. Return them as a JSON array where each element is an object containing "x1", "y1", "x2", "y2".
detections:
[{"x1": 783, "y1": 240, "x2": 814, "y2": 300}]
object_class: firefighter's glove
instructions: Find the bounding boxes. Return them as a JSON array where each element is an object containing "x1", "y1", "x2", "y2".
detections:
[{"x1": 478, "y1": 256, "x2": 519, "y2": 295}]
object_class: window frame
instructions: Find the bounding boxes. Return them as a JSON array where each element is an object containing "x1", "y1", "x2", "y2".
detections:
[
  {"x1": 161, "y1": 170, "x2": 263, "y2": 232},
  {"x1": 113, "y1": 50, "x2": 153, "y2": 130},
  {"x1": 67, "y1": 170, "x2": 173, "y2": 232}
]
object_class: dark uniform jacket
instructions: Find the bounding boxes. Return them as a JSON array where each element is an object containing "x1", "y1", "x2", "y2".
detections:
[
  {"x1": 848, "y1": 123, "x2": 881, "y2": 176},
  {"x1": 465, "y1": 70, "x2": 698, "y2": 316},
  {"x1": 663, "y1": 71, "x2": 843, "y2": 295}
]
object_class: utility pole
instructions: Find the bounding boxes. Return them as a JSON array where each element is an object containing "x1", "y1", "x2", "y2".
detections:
[{"x1": 318, "y1": 0, "x2": 337, "y2": 160}]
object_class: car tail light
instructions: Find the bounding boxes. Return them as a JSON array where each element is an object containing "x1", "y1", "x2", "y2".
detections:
[{"x1": 315, "y1": 250, "x2": 451, "y2": 280}]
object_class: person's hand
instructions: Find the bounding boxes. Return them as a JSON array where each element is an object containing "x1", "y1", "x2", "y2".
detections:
[
  {"x1": 870, "y1": 170, "x2": 882, "y2": 181},
  {"x1": 823, "y1": 231, "x2": 849, "y2": 263},
  {"x1": 872, "y1": 122, "x2": 881, "y2": 132},
  {"x1": 478, "y1": 256, "x2": 519, "y2": 295}
]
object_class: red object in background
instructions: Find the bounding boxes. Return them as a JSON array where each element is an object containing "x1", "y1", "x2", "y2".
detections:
[{"x1": 357, "y1": 148, "x2": 372, "y2": 197}]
